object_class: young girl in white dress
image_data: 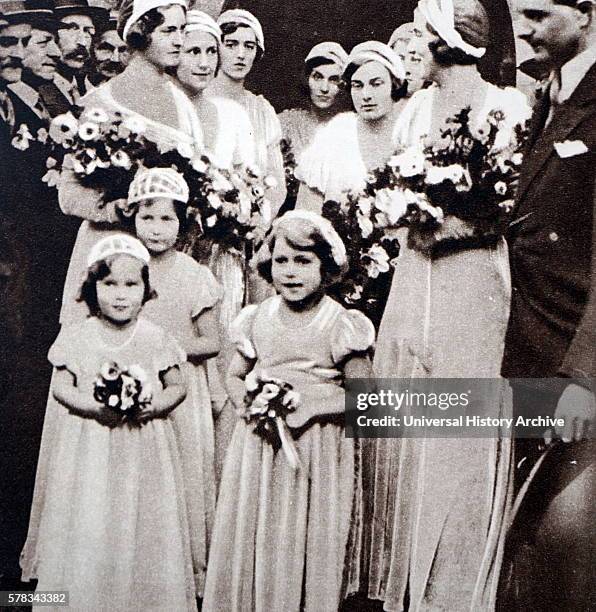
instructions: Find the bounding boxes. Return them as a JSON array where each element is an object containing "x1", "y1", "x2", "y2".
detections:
[
  {"x1": 202, "y1": 211, "x2": 375, "y2": 612},
  {"x1": 21, "y1": 234, "x2": 196, "y2": 611},
  {"x1": 128, "y1": 168, "x2": 221, "y2": 596}
]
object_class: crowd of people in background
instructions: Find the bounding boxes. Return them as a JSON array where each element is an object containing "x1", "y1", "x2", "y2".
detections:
[{"x1": 0, "y1": 0, "x2": 594, "y2": 610}]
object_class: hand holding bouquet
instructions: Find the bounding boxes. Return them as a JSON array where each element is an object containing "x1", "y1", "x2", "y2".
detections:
[
  {"x1": 242, "y1": 370, "x2": 302, "y2": 469},
  {"x1": 93, "y1": 362, "x2": 153, "y2": 424}
]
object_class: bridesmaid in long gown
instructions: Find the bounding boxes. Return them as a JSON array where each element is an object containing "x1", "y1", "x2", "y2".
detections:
[
  {"x1": 295, "y1": 41, "x2": 407, "y2": 213},
  {"x1": 278, "y1": 41, "x2": 348, "y2": 158},
  {"x1": 176, "y1": 9, "x2": 261, "y2": 485},
  {"x1": 365, "y1": 1, "x2": 532, "y2": 609},
  {"x1": 208, "y1": 8, "x2": 286, "y2": 217},
  {"x1": 177, "y1": 10, "x2": 255, "y2": 171}
]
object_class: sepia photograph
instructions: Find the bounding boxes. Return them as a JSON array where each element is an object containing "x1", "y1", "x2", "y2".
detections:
[{"x1": 0, "y1": 0, "x2": 594, "y2": 610}]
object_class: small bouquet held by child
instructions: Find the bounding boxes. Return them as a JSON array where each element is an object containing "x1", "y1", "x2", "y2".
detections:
[
  {"x1": 93, "y1": 361, "x2": 153, "y2": 424},
  {"x1": 242, "y1": 370, "x2": 302, "y2": 469}
]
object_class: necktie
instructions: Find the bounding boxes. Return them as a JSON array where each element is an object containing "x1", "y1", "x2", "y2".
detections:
[
  {"x1": 545, "y1": 70, "x2": 561, "y2": 128},
  {"x1": 0, "y1": 90, "x2": 15, "y2": 129},
  {"x1": 34, "y1": 98, "x2": 50, "y2": 122}
]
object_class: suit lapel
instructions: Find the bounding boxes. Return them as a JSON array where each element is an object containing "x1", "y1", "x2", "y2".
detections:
[{"x1": 516, "y1": 63, "x2": 596, "y2": 203}]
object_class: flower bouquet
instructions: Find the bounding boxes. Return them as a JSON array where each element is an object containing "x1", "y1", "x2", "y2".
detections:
[
  {"x1": 322, "y1": 192, "x2": 400, "y2": 325},
  {"x1": 93, "y1": 361, "x2": 153, "y2": 423},
  {"x1": 39, "y1": 107, "x2": 273, "y2": 256},
  {"x1": 379, "y1": 106, "x2": 529, "y2": 252},
  {"x1": 183, "y1": 160, "x2": 274, "y2": 259},
  {"x1": 242, "y1": 370, "x2": 302, "y2": 469}
]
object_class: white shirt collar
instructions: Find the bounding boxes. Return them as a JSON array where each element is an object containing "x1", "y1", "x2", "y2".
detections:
[
  {"x1": 554, "y1": 45, "x2": 596, "y2": 104},
  {"x1": 53, "y1": 72, "x2": 76, "y2": 104}
]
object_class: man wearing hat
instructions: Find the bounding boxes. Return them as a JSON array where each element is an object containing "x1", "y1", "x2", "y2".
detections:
[
  {"x1": 18, "y1": 0, "x2": 71, "y2": 117},
  {"x1": 53, "y1": 0, "x2": 107, "y2": 102},
  {"x1": 0, "y1": 0, "x2": 33, "y2": 136},
  {"x1": 87, "y1": 9, "x2": 127, "y2": 88},
  {"x1": 7, "y1": 0, "x2": 67, "y2": 128}
]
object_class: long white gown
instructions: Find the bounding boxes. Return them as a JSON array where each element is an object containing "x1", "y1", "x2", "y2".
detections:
[{"x1": 367, "y1": 83, "x2": 531, "y2": 611}]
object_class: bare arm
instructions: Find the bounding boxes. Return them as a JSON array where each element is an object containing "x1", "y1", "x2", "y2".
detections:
[
  {"x1": 225, "y1": 351, "x2": 256, "y2": 413},
  {"x1": 52, "y1": 367, "x2": 122, "y2": 427},
  {"x1": 344, "y1": 354, "x2": 373, "y2": 380},
  {"x1": 137, "y1": 366, "x2": 187, "y2": 422},
  {"x1": 187, "y1": 309, "x2": 221, "y2": 364}
]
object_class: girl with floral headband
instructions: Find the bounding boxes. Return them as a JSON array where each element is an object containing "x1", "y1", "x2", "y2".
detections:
[
  {"x1": 127, "y1": 167, "x2": 222, "y2": 597},
  {"x1": 203, "y1": 211, "x2": 375, "y2": 612},
  {"x1": 21, "y1": 234, "x2": 197, "y2": 611},
  {"x1": 363, "y1": 0, "x2": 532, "y2": 609}
]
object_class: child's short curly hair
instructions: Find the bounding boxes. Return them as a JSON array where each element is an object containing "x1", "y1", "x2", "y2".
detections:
[
  {"x1": 255, "y1": 211, "x2": 348, "y2": 287},
  {"x1": 78, "y1": 254, "x2": 156, "y2": 317}
]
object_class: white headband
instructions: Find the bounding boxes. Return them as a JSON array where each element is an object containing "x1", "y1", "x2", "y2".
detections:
[
  {"x1": 388, "y1": 23, "x2": 415, "y2": 50},
  {"x1": 128, "y1": 167, "x2": 189, "y2": 205},
  {"x1": 217, "y1": 8, "x2": 264, "y2": 52},
  {"x1": 122, "y1": 0, "x2": 187, "y2": 40},
  {"x1": 185, "y1": 9, "x2": 221, "y2": 39},
  {"x1": 418, "y1": 0, "x2": 486, "y2": 59},
  {"x1": 305, "y1": 42, "x2": 348, "y2": 70},
  {"x1": 87, "y1": 234, "x2": 150, "y2": 268},
  {"x1": 274, "y1": 210, "x2": 347, "y2": 270},
  {"x1": 347, "y1": 41, "x2": 406, "y2": 82}
]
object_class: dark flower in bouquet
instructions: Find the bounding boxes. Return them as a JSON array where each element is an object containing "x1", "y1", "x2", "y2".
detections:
[
  {"x1": 242, "y1": 370, "x2": 302, "y2": 469},
  {"x1": 39, "y1": 107, "x2": 273, "y2": 255},
  {"x1": 280, "y1": 137, "x2": 299, "y2": 199},
  {"x1": 93, "y1": 361, "x2": 153, "y2": 424},
  {"x1": 383, "y1": 104, "x2": 531, "y2": 251},
  {"x1": 322, "y1": 188, "x2": 400, "y2": 324}
]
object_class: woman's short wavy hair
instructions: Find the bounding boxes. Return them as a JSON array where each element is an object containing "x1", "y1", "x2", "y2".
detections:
[
  {"x1": 343, "y1": 60, "x2": 407, "y2": 103},
  {"x1": 78, "y1": 254, "x2": 156, "y2": 317},
  {"x1": 220, "y1": 22, "x2": 264, "y2": 62},
  {"x1": 118, "y1": 3, "x2": 185, "y2": 51}
]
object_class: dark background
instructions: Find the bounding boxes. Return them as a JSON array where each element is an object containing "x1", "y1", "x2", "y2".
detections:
[{"x1": 221, "y1": 0, "x2": 517, "y2": 110}]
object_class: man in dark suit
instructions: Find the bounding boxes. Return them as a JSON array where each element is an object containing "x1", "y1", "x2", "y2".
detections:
[
  {"x1": 500, "y1": 0, "x2": 595, "y2": 609},
  {"x1": 18, "y1": 0, "x2": 71, "y2": 118},
  {"x1": 53, "y1": 0, "x2": 106, "y2": 102}
]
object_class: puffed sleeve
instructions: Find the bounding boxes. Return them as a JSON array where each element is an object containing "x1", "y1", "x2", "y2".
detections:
[
  {"x1": 330, "y1": 309, "x2": 376, "y2": 364},
  {"x1": 229, "y1": 304, "x2": 259, "y2": 359},
  {"x1": 190, "y1": 264, "x2": 223, "y2": 319},
  {"x1": 47, "y1": 324, "x2": 84, "y2": 371},
  {"x1": 153, "y1": 327, "x2": 187, "y2": 374}
]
